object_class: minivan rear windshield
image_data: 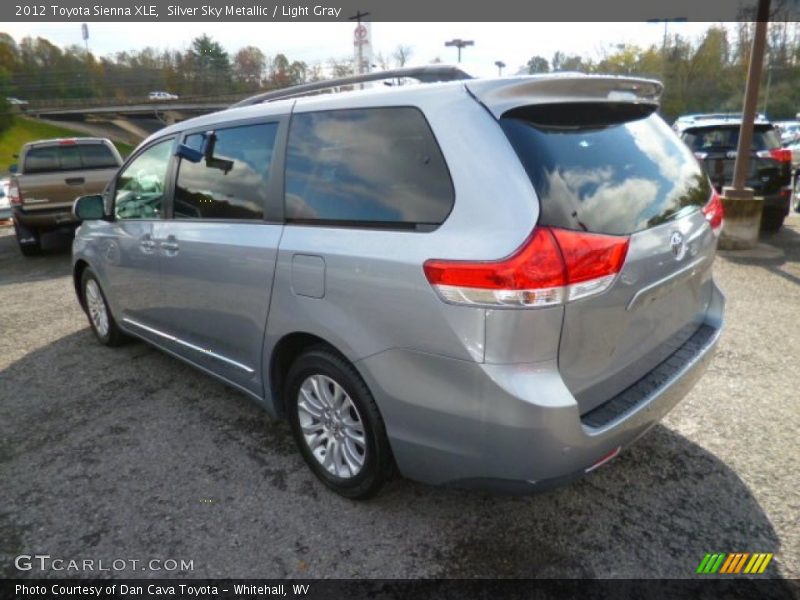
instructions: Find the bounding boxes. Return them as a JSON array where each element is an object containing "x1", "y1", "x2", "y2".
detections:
[
  {"x1": 501, "y1": 107, "x2": 711, "y2": 236},
  {"x1": 24, "y1": 143, "x2": 118, "y2": 174},
  {"x1": 682, "y1": 125, "x2": 780, "y2": 152}
]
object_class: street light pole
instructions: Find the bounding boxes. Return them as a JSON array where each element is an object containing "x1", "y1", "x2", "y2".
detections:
[
  {"x1": 646, "y1": 17, "x2": 687, "y2": 79},
  {"x1": 494, "y1": 60, "x2": 506, "y2": 76},
  {"x1": 444, "y1": 39, "x2": 474, "y2": 63}
]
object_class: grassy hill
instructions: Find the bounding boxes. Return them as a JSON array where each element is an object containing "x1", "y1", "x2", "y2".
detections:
[{"x1": 0, "y1": 118, "x2": 134, "y2": 176}]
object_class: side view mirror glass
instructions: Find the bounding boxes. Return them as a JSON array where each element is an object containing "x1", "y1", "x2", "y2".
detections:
[{"x1": 73, "y1": 194, "x2": 105, "y2": 221}]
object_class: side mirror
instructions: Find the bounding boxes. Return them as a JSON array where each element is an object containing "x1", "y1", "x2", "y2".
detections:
[
  {"x1": 73, "y1": 194, "x2": 105, "y2": 221},
  {"x1": 9, "y1": 164, "x2": 17, "y2": 174},
  {"x1": 175, "y1": 143, "x2": 203, "y2": 163}
]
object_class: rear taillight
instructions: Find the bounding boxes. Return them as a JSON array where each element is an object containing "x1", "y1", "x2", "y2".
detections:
[
  {"x1": 8, "y1": 179, "x2": 21, "y2": 206},
  {"x1": 757, "y1": 148, "x2": 792, "y2": 163},
  {"x1": 423, "y1": 227, "x2": 630, "y2": 308},
  {"x1": 702, "y1": 190, "x2": 724, "y2": 234}
]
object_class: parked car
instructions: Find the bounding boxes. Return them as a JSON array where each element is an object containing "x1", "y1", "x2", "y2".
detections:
[
  {"x1": 678, "y1": 117, "x2": 792, "y2": 231},
  {"x1": 9, "y1": 138, "x2": 123, "y2": 255},
  {"x1": 72, "y1": 70, "x2": 725, "y2": 499},
  {"x1": 774, "y1": 120, "x2": 800, "y2": 146},
  {"x1": 673, "y1": 112, "x2": 767, "y2": 134},
  {"x1": 0, "y1": 178, "x2": 11, "y2": 220},
  {"x1": 148, "y1": 91, "x2": 179, "y2": 101}
]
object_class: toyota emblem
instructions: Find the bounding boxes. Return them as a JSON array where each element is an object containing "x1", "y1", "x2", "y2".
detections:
[{"x1": 670, "y1": 231, "x2": 686, "y2": 260}]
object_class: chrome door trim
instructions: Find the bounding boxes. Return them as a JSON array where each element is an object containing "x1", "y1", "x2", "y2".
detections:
[{"x1": 122, "y1": 317, "x2": 255, "y2": 374}]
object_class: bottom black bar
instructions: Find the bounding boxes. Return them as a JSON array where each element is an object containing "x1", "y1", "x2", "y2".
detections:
[{"x1": 2, "y1": 578, "x2": 799, "y2": 600}]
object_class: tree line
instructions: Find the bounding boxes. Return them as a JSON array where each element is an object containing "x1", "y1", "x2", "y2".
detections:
[
  {"x1": 521, "y1": 22, "x2": 800, "y2": 122},
  {"x1": 1, "y1": 21, "x2": 800, "y2": 131}
]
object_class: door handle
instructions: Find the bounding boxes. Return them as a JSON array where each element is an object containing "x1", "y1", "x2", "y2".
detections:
[
  {"x1": 139, "y1": 235, "x2": 156, "y2": 252},
  {"x1": 160, "y1": 235, "x2": 179, "y2": 253},
  {"x1": 65, "y1": 177, "x2": 85, "y2": 185}
]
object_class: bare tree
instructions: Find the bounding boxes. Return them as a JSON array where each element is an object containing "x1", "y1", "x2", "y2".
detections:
[{"x1": 393, "y1": 45, "x2": 414, "y2": 68}]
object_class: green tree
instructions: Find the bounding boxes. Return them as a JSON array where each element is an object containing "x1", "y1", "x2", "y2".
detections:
[{"x1": 525, "y1": 55, "x2": 549, "y2": 74}]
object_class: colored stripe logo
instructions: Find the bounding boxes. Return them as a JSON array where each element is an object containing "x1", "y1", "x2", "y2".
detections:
[{"x1": 696, "y1": 553, "x2": 773, "y2": 574}]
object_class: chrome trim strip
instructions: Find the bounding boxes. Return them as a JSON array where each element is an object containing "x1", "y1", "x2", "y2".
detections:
[
  {"x1": 626, "y1": 255, "x2": 709, "y2": 311},
  {"x1": 122, "y1": 317, "x2": 255, "y2": 374}
]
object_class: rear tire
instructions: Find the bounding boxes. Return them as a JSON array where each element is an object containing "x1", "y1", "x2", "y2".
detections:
[
  {"x1": 285, "y1": 347, "x2": 393, "y2": 499},
  {"x1": 761, "y1": 210, "x2": 785, "y2": 233},
  {"x1": 81, "y1": 269, "x2": 125, "y2": 346},
  {"x1": 13, "y1": 220, "x2": 41, "y2": 256}
]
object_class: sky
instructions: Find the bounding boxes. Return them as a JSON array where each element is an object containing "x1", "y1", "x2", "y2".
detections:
[{"x1": 5, "y1": 21, "x2": 724, "y2": 77}]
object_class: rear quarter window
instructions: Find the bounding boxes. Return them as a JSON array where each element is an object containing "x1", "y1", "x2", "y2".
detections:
[
  {"x1": 501, "y1": 108, "x2": 711, "y2": 235},
  {"x1": 284, "y1": 107, "x2": 454, "y2": 228}
]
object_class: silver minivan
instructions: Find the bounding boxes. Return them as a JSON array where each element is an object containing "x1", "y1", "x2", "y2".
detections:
[{"x1": 72, "y1": 69, "x2": 725, "y2": 498}]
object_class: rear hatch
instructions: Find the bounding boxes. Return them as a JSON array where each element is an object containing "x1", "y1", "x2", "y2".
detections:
[
  {"x1": 488, "y1": 89, "x2": 718, "y2": 414},
  {"x1": 18, "y1": 140, "x2": 120, "y2": 210},
  {"x1": 681, "y1": 124, "x2": 792, "y2": 196}
]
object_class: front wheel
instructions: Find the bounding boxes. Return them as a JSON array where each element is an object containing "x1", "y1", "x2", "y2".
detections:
[
  {"x1": 81, "y1": 269, "x2": 125, "y2": 346},
  {"x1": 285, "y1": 348, "x2": 393, "y2": 499}
]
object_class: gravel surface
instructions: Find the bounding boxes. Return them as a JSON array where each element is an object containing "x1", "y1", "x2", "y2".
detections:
[{"x1": 1, "y1": 218, "x2": 798, "y2": 581}]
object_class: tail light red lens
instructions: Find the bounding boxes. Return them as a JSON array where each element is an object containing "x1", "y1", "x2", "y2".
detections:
[
  {"x1": 758, "y1": 148, "x2": 792, "y2": 163},
  {"x1": 702, "y1": 190, "x2": 724, "y2": 233},
  {"x1": 8, "y1": 179, "x2": 21, "y2": 207},
  {"x1": 423, "y1": 227, "x2": 629, "y2": 308}
]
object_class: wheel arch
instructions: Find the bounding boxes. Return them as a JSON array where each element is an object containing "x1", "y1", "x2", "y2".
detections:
[
  {"x1": 268, "y1": 332, "x2": 354, "y2": 419},
  {"x1": 73, "y1": 259, "x2": 90, "y2": 310}
]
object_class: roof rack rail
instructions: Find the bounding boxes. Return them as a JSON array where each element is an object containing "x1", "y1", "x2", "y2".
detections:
[{"x1": 231, "y1": 65, "x2": 474, "y2": 108}]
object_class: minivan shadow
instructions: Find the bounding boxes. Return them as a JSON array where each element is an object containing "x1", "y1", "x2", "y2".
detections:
[{"x1": 2, "y1": 326, "x2": 786, "y2": 580}]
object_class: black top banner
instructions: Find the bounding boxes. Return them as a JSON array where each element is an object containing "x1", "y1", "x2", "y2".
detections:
[{"x1": 4, "y1": 0, "x2": 799, "y2": 22}]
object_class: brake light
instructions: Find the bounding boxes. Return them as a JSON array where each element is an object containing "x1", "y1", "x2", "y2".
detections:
[
  {"x1": 423, "y1": 227, "x2": 630, "y2": 308},
  {"x1": 59, "y1": 138, "x2": 77, "y2": 146},
  {"x1": 8, "y1": 179, "x2": 21, "y2": 206},
  {"x1": 757, "y1": 148, "x2": 792, "y2": 163},
  {"x1": 702, "y1": 190, "x2": 724, "y2": 234}
]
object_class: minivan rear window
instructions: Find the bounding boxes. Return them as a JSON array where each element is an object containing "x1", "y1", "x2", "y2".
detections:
[
  {"x1": 24, "y1": 143, "x2": 118, "y2": 174},
  {"x1": 501, "y1": 107, "x2": 712, "y2": 236}
]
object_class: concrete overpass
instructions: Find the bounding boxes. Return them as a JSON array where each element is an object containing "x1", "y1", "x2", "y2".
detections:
[{"x1": 25, "y1": 97, "x2": 242, "y2": 144}]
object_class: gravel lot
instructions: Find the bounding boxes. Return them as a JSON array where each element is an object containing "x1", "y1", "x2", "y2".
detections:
[{"x1": 1, "y1": 217, "x2": 799, "y2": 581}]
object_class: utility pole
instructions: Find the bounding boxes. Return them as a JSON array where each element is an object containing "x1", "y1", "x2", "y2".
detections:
[
  {"x1": 349, "y1": 10, "x2": 371, "y2": 78},
  {"x1": 444, "y1": 39, "x2": 474, "y2": 63},
  {"x1": 720, "y1": 0, "x2": 771, "y2": 250},
  {"x1": 494, "y1": 60, "x2": 506, "y2": 76}
]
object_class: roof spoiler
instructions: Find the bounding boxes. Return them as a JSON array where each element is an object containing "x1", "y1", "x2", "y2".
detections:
[
  {"x1": 231, "y1": 65, "x2": 474, "y2": 108},
  {"x1": 466, "y1": 74, "x2": 663, "y2": 119}
]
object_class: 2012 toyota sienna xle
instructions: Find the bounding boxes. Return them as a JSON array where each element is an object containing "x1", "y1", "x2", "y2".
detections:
[{"x1": 71, "y1": 69, "x2": 725, "y2": 499}]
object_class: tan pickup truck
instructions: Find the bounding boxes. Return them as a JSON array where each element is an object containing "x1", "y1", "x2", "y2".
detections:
[{"x1": 9, "y1": 137, "x2": 123, "y2": 256}]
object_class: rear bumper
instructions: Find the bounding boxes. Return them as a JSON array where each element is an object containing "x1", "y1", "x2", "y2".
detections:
[
  {"x1": 357, "y1": 281, "x2": 724, "y2": 492},
  {"x1": 12, "y1": 206, "x2": 78, "y2": 229}
]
